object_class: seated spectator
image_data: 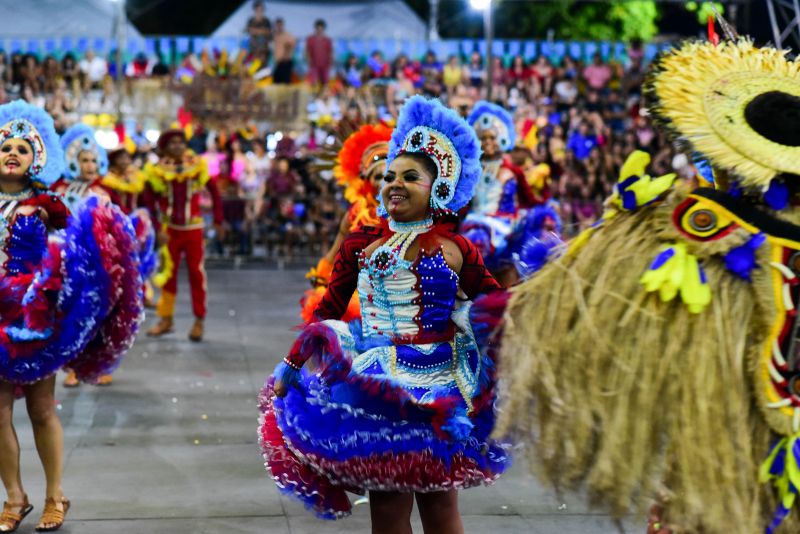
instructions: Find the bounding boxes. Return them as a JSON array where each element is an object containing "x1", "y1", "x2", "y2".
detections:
[
  {"x1": 366, "y1": 51, "x2": 390, "y2": 80},
  {"x1": 442, "y1": 55, "x2": 462, "y2": 99},
  {"x1": 567, "y1": 122, "x2": 598, "y2": 161},
  {"x1": 341, "y1": 54, "x2": 363, "y2": 88},
  {"x1": 583, "y1": 53, "x2": 612, "y2": 92},
  {"x1": 79, "y1": 50, "x2": 107, "y2": 90}
]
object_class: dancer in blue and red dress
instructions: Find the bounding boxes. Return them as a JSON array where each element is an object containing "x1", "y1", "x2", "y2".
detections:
[
  {"x1": 52, "y1": 124, "x2": 145, "y2": 388},
  {"x1": 0, "y1": 101, "x2": 141, "y2": 532},
  {"x1": 461, "y1": 101, "x2": 560, "y2": 286},
  {"x1": 259, "y1": 96, "x2": 510, "y2": 532}
]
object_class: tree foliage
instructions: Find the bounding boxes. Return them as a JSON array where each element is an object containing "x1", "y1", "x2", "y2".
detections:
[
  {"x1": 406, "y1": 0, "x2": 660, "y2": 41},
  {"x1": 496, "y1": 1, "x2": 660, "y2": 41}
]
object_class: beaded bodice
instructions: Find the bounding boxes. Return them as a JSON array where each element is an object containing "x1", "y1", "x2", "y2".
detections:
[
  {"x1": 0, "y1": 189, "x2": 33, "y2": 276},
  {"x1": 61, "y1": 180, "x2": 95, "y2": 212},
  {"x1": 357, "y1": 228, "x2": 459, "y2": 340}
]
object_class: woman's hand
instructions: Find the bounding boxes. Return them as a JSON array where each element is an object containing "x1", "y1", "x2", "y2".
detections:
[
  {"x1": 273, "y1": 378, "x2": 288, "y2": 398},
  {"x1": 272, "y1": 360, "x2": 301, "y2": 398}
]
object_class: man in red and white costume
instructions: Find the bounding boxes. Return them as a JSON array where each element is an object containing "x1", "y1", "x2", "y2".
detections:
[{"x1": 143, "y1": 129, "x2": 223, "y2": 342}]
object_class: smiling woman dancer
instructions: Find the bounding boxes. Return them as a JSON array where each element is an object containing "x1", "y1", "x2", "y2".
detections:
[
  {"x1": 0, "y1": 101, "x2": 136, "y2": 532},
  {"x1": 259, "y1": 96, "x2": 509, "y2": 533}
]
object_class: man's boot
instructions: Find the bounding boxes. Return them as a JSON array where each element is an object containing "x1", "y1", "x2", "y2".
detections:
[
  {"x1": 188, "y1": 318, "x2": 204, "y2": 342},
  {"x1": 147, "y1": 316, "x2": 174, "y2": 337}
]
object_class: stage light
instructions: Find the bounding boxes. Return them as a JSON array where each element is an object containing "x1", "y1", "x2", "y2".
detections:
[{"x1": 470, "y1": 0, "x2": 491, "y2": 10}]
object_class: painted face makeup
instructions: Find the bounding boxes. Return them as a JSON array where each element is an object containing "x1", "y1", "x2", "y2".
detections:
[
  {"x1": 381, "y1": 154, "x2": 434, "y2": 223},
  {"x1": 0, "y1": 138, "x2": 33, "y2": 180}
]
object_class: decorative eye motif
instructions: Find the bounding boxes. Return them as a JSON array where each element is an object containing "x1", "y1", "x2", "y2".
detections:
[
  {"x1": 435, "y1": 181, "x2": 451, "y2": 200},
  {"x1": 688, "y1": 209, "x2": 717, "y2": 232},
  {"x1": 480, "y1": 115, "x2": 492, "y2": 128},
  {"x1": 431, "y1": 178, "x2": 454, "y2": 208},
  {"x1": 374, "y1": 250, "x2": 391, "y2": 270}
]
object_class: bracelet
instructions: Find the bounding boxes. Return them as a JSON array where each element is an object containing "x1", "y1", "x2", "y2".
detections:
[{"x1": 283, "y1": 357, "x2": 302, "y2": 371}]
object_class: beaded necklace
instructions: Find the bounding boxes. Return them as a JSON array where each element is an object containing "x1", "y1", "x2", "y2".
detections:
[{"x1": 366, "y1": 216, "x2": 433, "y2": 279}]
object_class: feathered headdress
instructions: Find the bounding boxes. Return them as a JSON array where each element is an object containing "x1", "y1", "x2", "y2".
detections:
[
  {"x1": 60, "y1": 123, "x2": 108, "y2": 180},
  {"x1": 0, "y1": 100, "x2": 63, "y2": 187},
  {"x1": 334, "y1": 123, "x2": 392, "y2": 203},
  {"x1": 467, "y1": 100, "x2": 516, "y2": 152},
  {"x1": 646, "y1": 39, "x2": 800, "y2": 195},
  {"x1": 387, "y1": 95, "x2": 481, "y2": 213}
]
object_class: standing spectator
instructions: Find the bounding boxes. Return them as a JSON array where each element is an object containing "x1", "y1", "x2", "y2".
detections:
[
  {"x1": 272, "y1": 18, "x2": 296, "y2": 84},
  {"x1": 583, "y1": 53, "x2": 612, "y2": 92},
  {"x1": 305, "y1": 19, "x2": 332, "y2": 91},
  {"x1": 79, "y1": 50, "x2": 107, "y2": 90},
  {"x1": 246, "y1": 1, "x2": 272, "y2": 64},
  {"x1": 567, "y1": 122, "x2": 598, "y2": 161}
]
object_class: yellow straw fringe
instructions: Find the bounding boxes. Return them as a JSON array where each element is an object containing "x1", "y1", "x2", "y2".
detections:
[{"x1": 497, "y1": 187, "x2": 798, "y2": 533}]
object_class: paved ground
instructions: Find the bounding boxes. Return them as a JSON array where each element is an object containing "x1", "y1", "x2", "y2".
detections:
[{"x1": 9, "y1": 269, "x2": 642, "y2": 533}]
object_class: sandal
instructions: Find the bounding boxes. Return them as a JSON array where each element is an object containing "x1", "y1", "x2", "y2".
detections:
[
  {"x1": 0, "y1": 496, "x2": 32, "y2": 533},
  {"x1": 34, "y1": 497, "x2": 69, "y2": 532}
]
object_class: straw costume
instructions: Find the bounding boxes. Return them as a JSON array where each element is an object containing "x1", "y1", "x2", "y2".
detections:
[{"x1": 497, "y1": 39, "x2": 800, "y2": 534}]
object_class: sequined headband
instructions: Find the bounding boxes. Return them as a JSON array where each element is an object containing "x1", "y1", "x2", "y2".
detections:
[
  {"x1": 0, "y1": 119, "x2": 47, "y2": 178},
  {"x1": 360, "y1": 142, "x2": 389, "y2": 176},
  {"x1": 473, "y1": 113, "x2": 513, "y2": 152},
  {"x1": 399, "y1": 126, "x2": 462, "y2": 209},
  {"x1": 65, "y1": 134, "x2": 101, "y2": 178}
]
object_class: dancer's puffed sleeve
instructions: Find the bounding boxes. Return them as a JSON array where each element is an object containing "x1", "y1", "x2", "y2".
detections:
[
  {"x1": 451, "y1": 233, "x2": 501, "y2": 298},
  {"x1": 205, "y1": 177, "x2": 224, "y2": 226},
  {"x1": 26, "y1": 193, "x2": 70, "y2": 230},
  {"x1": 282, "y1": 226, "x2": 383, "y2": 371},
  {"x1": 313, "y1": 225, "x2": 383, "y2": 322}
]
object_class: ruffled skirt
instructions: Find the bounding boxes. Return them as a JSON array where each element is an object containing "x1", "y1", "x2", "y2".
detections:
[
  {"x1": 259, "y1": 302, "x2": 510, "y2": 519},
  {"x1": 0, "y1": 198, "x2": 142, "y2": 384}
]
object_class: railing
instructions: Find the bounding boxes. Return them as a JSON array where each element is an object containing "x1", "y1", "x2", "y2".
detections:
[{"x1": 0, "y1": 36, "x2": 671, "y2": 65}]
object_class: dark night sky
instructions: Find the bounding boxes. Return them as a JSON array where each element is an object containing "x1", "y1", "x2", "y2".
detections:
[{"x1": 127, "y1": 0, "x2": 773, "y2": 43}]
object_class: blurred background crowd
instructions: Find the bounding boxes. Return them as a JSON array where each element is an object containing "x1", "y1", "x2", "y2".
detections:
[{"x1": 0, "y1": 1, "x2": 685, "y2": 264}]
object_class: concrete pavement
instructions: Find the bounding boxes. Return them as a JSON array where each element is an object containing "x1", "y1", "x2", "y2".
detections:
[{"x1": 9, "y1": 269, "x2": 642, "y2": 533}]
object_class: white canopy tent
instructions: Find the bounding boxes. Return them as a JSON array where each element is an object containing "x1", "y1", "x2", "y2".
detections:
[
  {"x1": 0, "y1": 0, "x2": 141, "y2": 40},
  {"x1": 212, "y1": 0, "x2": 427, "y2": 41}
]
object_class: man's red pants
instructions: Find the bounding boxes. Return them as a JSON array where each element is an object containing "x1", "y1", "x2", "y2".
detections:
[{"x1": 156, "y1": 227, "x2": 207, "y2": 319}]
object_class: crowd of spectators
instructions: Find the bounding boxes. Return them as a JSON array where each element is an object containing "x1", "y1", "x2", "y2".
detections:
[{"x1": 0, "y1": 2, "x2": 679, "y2": 262}]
